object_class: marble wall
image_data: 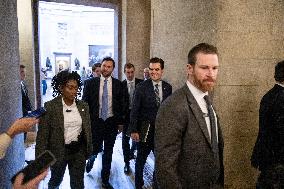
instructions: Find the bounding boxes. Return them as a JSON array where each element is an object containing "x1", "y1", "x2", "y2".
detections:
[
  {"x1": 151, "y1": 0, "x2": 284, "y2": 188},
  {"x1": 0, "y1": 0, "x2": 25, "y2": 188}
]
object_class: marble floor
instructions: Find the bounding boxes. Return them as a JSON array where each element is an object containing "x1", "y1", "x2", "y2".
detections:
[{"x1": 25, "y1": 134, "x2": 154, "y2": 189}]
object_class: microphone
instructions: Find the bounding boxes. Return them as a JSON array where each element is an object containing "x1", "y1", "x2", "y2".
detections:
[{"x1": 66, "y1": 109, "x2": 72, "y2": 112}]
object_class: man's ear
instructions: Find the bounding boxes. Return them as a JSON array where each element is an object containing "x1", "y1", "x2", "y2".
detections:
[{"x1": 187, "y1": 64, "x2": 194, "y2": 74}]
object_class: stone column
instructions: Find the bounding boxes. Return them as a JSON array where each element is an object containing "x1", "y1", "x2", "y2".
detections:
[
  {"x1": 0, "y1": 0, "x2": 25, "y2": 188},
  {"x1": 121, "y1": 0, "x2": 151, "y2": 80}
]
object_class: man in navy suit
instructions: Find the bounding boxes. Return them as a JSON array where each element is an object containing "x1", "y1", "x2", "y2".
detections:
[
  {"x1": 20, "y1": 64, "x2": 32, "y2": 117},
  {"x1": 121, "y1": 63, "x2": 143, "y2": 174},
  {"x1": 20, "y1": 64, "x2": 33, "y2": 141},
  {"x1": 128, "y1": 57, "x2": 172, "y2": 189},
  {"x1": 251, "y1": 60, "x2": 284, "y2": 189},
  {"x1": 82, "y1": 57, "x2": 124, "y2": 189}
]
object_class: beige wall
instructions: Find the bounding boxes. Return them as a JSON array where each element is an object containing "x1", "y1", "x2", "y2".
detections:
[
  {"x1": 122, "y1": 0, "x2": 151, "y2": 79},
  {"x1": 151, "y1": 0, "x2": 218, "y2": 89},
  {"x1": 17, "y1": 0, "x2": 36, "y2": 108},
  {"x1": 151, "y1": 0, "x2": 284, "y2": 188}
]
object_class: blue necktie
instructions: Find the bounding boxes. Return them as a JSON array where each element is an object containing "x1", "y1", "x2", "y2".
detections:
[{"x1": 101, "y1": 79, "x2": 108, "y2": 121}]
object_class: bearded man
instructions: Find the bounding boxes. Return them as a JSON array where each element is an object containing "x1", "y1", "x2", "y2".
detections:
[
  {"x1": 82, "y1": 57, "x2": 124, "y2": 189},
  {"x1": 155, "y1": 43, "x2": 224, "y2": 189}
]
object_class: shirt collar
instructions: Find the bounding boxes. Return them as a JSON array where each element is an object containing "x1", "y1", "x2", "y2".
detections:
[
  {"x1": 127, "y1": 79, "x2": 134, "y2": 83},
  {"x1": 186, "y1": 80, "x2": 208, "y2": 101},
  {"x1": 276, "y1": 83, "x2": 284, "y2": 88},
  {"x1": 62, "y1": 98, "x2": 76, "y2": 108},
  {"x1": 101, "y1": 76, "x2": 111, "y2": 82},
  {"x1": 152, "y1": 80, "x2": 161, "y2": 87}
]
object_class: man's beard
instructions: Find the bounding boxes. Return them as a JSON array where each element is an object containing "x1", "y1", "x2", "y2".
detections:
[
  {"x1": 193, "y1": 75, "x2": 215, "y2": 92},
  {"x1": 102, "y1": 71, "x2": 111, "y2": 78}
]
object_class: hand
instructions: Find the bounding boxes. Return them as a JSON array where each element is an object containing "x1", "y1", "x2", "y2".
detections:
[
  {"x1": 131, "y1": 133, "x2": 140, "y2": 142},
  {"x1": 13, "y1": 169, "x2": 48, "y2": 189},
  {"x1": 7, "y1": 118, "x2": 39, "y2": 138},
  {"x1": 117, "y1": 125, "x2": 123, "y2": 133}
]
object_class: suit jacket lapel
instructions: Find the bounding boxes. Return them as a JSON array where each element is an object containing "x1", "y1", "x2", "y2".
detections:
[
  {"x1": 77, "y1": 101, "x2": 86, "y2": 131},
  {"x1": 53, "y1": 96, "x2": 64, "y2": 132},
  {"x1": 161, "y1": 81, "x2": 168, "y2": 102},
  {"x1": 146, "y1": 80, "x2": 157, "y2": 105},
  {"x1": 183, "y1": 85, "x2": 211, "y2": 146}
]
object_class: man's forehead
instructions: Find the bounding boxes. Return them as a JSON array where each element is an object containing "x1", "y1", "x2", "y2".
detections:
[
  {"x1": 195, "y1": 53, "x2": 219, "y2": 65},
  {"x1": 102, "y1": 60, "x2": 113, "y2": 66},
  {"x1": 126, "y1": 68, "x2": 135, "y2": 72},
  {"x1": 149, "y1": 62, "x2": 161, "y2": 69}
]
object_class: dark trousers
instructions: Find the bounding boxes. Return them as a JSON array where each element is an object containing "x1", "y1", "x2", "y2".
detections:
[
  {"x1": 48, "y1": 147, "x2": 86, "y2": 189},
  {"x1": 91, "y1": 117, "x2": 117, "y2": 182},
  {"x1": 135, "y1": 136, "x2": 154, "y2": 189},
  {"x1": 122, "y1": 129, "x2": 137, "y2": 165},
  {"x1": 122, "y1": 110, "x2": 137, "y2": 165}
]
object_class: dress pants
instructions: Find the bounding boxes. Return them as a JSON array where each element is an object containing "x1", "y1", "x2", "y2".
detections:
[
  {"x1": 122, "y1": 110, "x2": 137, "y2": 165},
  {"x1": 135, "y1": 131, "x2": 154, "y2": 189},
  {"x1": 91, "y1": 117, "x2": 117, "y2": 183},
  {"x1": 48, "y1": 146, "x2": 85, "y2": 189}
]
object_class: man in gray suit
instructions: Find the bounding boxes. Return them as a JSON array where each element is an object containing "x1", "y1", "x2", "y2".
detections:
[{"x1": 155, "y1": 43, "x2": 224, "y2": 189}]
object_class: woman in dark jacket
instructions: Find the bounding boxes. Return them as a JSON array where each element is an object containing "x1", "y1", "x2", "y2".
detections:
[{"x1": 36, "y1": 70, "x2": 92, "y2": 189}]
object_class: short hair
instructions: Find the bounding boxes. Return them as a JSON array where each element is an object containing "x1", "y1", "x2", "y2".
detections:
[
  {"x1": 124, "y1": 63, "x2": 135, "y2": 72},
  {"x1": 20, "y1": 65, "x2": 25, "y2": 69},
  {"x1": 187, "y1": 43, "x2": 218, "y2": 65},
  {"x1": 51, "y1": 70, "x2": 83, "y2": 99},
  {"x1": 274, "y1": 60, "x2": 284, "y2": 82},
  {"x1": 149, "y1": 57, "x2": 164, "y2": 70},
  {"x1": 101, "y1": 57, "x2": 115, "y2": 68},
  {"x1": 92, "y1": 63, "x2": 101, "y2": 71}
]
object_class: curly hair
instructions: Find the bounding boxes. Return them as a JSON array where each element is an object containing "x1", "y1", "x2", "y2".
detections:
[{"x1": 51, "y1": 70, "x2": 83, "y2": 99}]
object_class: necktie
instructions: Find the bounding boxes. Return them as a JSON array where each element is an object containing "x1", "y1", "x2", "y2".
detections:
[
  {"x1": 204, "y1": 95, "x2": 219, "y2": 156},
  {"x1": 154, "y1": 84, "x2": 160, "y2": 106},
  {"x1": 101, "y1": 79, "x2": 108, "y2": 121},
  {"x1": 21, "y1": 81, "x2": 28, "y2": 95},
  {"x1": 129, "y1": 81, "x2": 134, "y2": 109}
]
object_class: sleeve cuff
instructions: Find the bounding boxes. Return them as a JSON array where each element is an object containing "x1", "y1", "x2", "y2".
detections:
[{"x1": 0, "y1": 133, "x2": 12, "y2": 159}]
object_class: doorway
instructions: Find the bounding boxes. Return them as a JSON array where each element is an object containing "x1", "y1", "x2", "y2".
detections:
[{"x1": 34, "y1": 0, "x2": 118, "y2": 104}]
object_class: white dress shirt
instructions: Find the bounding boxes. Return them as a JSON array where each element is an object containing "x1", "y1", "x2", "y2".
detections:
[
  {"x1": 62, "y1": 99, "x2": 82, "y2": 144},
  {"x1": 99, "y1": 76, "x2": 113, "y2": 119},
  {"x1": 186, "y1": 81, "x2": 218, "y2": 141},
  {"x1": 277, "y1": 83, "x2": 284, "y2": 88},
  {"x1": 127, "y1": 79, "x2": 135, "y2": 94},
  {"x1": 127, "y1": 79, "x2": 135, "y2": 109}
]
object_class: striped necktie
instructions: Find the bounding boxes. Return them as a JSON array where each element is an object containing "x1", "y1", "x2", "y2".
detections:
[
  {"x1": 204, "y1": 95, "x2": 219, "y2": 156},
  {"x1": 154, "y1": 84, "x2": 160, "y2": 106}
]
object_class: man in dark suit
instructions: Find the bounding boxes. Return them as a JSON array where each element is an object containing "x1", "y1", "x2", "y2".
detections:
[
  {"x1": 121, "y1": 63, "x2": 143, "y2": 174},
  {"x1": 155, "y1": 43, "x2": 224, "y2": 188},
  {"x1": 251, "y1": 60, "x2": 284, "y2": 189},
  {"x1": 128, "y1": 57, "x2": 172, "y2": 189},
  {"x1": 82, "y1": 57, "x2": 124, "y2": 189},
  {"x1": 20, "y1": 65, "x2": 33, "y2": 141},
  {"x1": 20, "y1": 65, "x2": 32, "y2": 117}
]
